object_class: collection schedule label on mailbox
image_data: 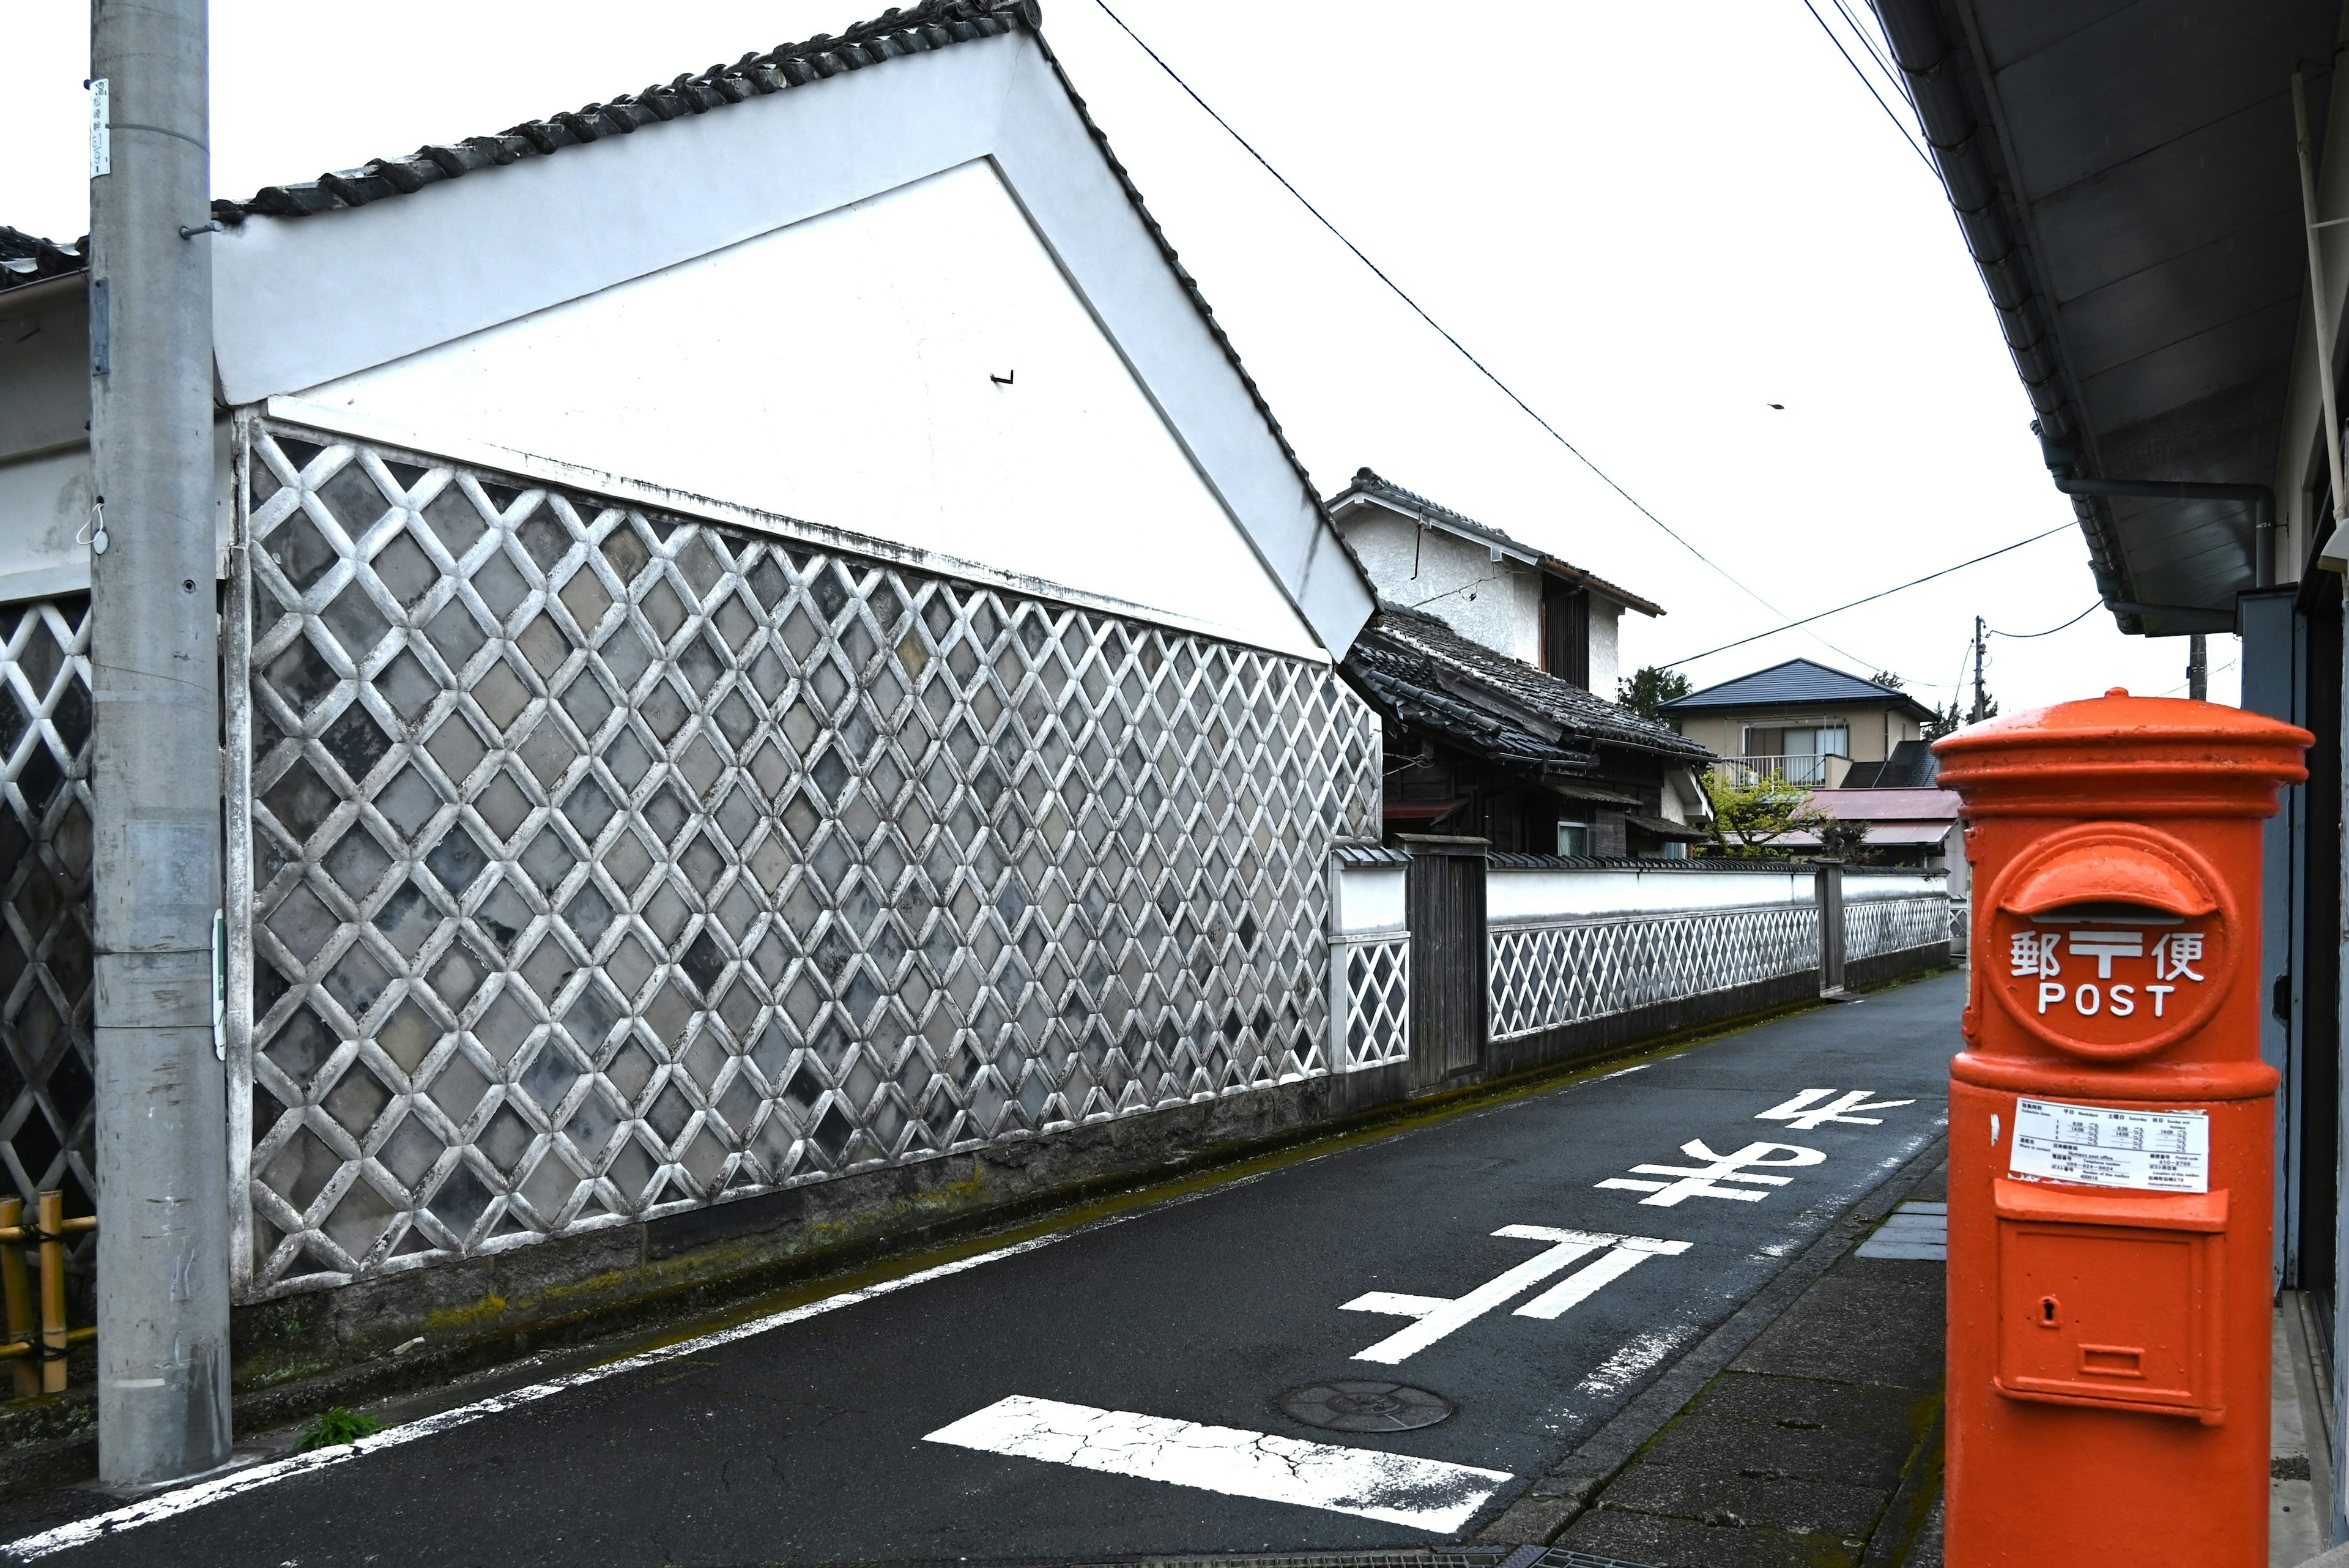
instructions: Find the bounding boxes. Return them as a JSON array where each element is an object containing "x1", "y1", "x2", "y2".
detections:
[{"x1": 2009, "y1": 1096, "x2": 2211, "y2": 1193}]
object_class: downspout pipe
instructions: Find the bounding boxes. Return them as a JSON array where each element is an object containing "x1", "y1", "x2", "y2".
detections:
[{"x1": 2035, "y1": 422, "x2": 2276, "y2": 598}]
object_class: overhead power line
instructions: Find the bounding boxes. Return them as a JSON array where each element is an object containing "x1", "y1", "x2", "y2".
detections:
[
  {"x1": 1660, "y1": 521, "x2": 2075, "y2": 667},
  {"x1": 1800, "y1": 0, "x2": 1936, "y2": 172},
  {"x1": 1989, "y1": 603, "x2": 2099, "y2": 639},
  {"x1": 1086, "y1": 0, "x2": 1881, "y2": 672}
]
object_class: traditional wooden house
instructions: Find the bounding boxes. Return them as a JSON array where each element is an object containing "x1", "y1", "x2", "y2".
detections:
[{"x1": 1326, "y1": 472, "x2": 1713, "y2": 855}]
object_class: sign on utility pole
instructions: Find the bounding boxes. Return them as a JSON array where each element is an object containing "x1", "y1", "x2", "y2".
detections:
[{"x1": 87, "y1": 0, "x2": 234, "y2": 1487}]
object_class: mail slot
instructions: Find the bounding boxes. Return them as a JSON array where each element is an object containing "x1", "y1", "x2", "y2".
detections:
[
  {"x1": 1994, "y1": 1178, "x2": 2225, "y2": 1421},
  {"x1": 1934, "y1": 689, "x2": 2308, "y2": 1568}
]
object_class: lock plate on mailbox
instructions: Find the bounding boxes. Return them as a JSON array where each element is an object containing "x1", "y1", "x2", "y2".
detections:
[{"x1": 1993, "y1": 1178, "x2": 2226, "y2": 1421}]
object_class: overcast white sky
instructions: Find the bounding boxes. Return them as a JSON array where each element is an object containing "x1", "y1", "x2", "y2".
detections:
[{"x1": 3, "y1": 1, "x2": 2240, "y2": 712}]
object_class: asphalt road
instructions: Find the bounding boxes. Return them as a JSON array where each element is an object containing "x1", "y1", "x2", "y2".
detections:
[{"x1": 6, "y1": 972, "x2": 1961, "y2": 1566}]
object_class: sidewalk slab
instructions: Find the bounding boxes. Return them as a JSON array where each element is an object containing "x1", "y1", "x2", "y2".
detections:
[{"x1": 1550, "y1": 1159, "x2": 1948, "y2": 1568}]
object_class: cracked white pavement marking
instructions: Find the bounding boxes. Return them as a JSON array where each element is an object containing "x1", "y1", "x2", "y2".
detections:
[
  {"x1": 923, "y1": 1395, "x2": 1510, "y2": 1533},
  {"x1": 1343, "y1": 1226, "x2": 1690, "y2": 1362},
  {"x1": 1756, "y1": 1088, "x2": 1917, "y2": 1131}
]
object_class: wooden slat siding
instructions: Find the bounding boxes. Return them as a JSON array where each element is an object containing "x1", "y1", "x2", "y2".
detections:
[{"x1": 1398, "y1": 835, "x2": 1490, "y2": 1088}]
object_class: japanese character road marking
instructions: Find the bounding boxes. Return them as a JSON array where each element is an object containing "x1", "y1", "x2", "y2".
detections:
[
  {"x1": 1341, "y1": 1225, "x2": 1691, "y2": 1364},
  {"x1": 1756, "y1": 1089, "x2": 1917, "y2": 1131},
  {"x1": 1597, "y1": 1140, "x2": 1826, "y2": 1206}
]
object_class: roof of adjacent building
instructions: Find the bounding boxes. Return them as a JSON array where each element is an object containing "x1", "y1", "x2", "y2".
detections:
[
  {"x1": 1346, "y1": 602, "x2": 1713, "y2": 772},
  {"x1": 0, "y1": 0, "x2": 1380, "y2": 656},
  {"x1": 0, "y1": 227, "x2": 82, "y2": 289},
  {"x1": 1876, "y1": 0, "x2": 2334, "y2": 637},
  {"x1": 1661, "y1": 658, "x2": 1937, "y2": 722},
  {"x1": 1837, "y1": 738, "x2": 1939, "y2": 789},
  {"x1": 1805, "y1": 786, "x2": 1960, "y2": 823},
  {"x1": 1326, "y1": 469, "x2": 1666, "y2": 618},
  {"x1": 1, "y1": 1, "x2": 1033, "y2": 287}
]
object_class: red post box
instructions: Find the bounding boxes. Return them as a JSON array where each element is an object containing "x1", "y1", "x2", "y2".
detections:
[{"x1": 1934, "y1": 689, "x2": 2310, "y2": 1566}]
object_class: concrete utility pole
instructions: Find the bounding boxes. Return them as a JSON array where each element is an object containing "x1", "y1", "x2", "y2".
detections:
[
  {"x1": 1969, "y1": 615, "x2": 1989, "y2": 725},
  {"x1": 87, "y1": 0, "x2": 234, "y2": 1487},
  {"x1": 2188, "y1": 633, "x2": 2208, "y2": 702}
]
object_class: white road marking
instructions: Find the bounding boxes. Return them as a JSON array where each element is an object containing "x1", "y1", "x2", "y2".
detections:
[
  {"x1": 1576, "y1": 1324, "x2": 1698, "y2": 1399},
  {"x1": 1342, "y1": 1291, "x2": 1448, "y2": 1319},
  {"x1": 1345, "y1": 1225, "x2": 1688, "y2": 1362},
  {"x1": 1598, "y1": 1139, "x2": 1826, "y2": 1206},
  {"x1": 923, "y1": 1395, "x2": 1510, "y2": 1533},
  {"x1": 0, "y1": 1171, "x2": 1288, "y2": 1562},
  {"x1": 1757, "y1": 1088, "x2": 1917, "y2": 1130},
  {"x1": 1513, "y1": 1238, "x2": 1690, "y2": 1320}
]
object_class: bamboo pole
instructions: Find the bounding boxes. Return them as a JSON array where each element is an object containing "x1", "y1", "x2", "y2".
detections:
[
  {"x1": 0, "y1": 1199, "x2": 32, "y2": 1399},
  {"x1": 39, "y1": 1191, "x2": 65, "y2": 1395}
]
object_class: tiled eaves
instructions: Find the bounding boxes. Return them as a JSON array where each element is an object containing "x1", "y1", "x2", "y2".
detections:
[
  {"x1": 0, "y1": 0, "x2": 1375, "y2": 654},
  {"x1": 1330, "y1": 466, "x2": 1667, "y2": 619},
  {"x1": 1365, "y1": 605, "x2": 1712, "y2": 762},
  {"x1": 0, "y1": 227, "x2": 83, "y2": 289},
  {"x1": 212, "y1": 2, "x2": 1034, "y2": 223}
]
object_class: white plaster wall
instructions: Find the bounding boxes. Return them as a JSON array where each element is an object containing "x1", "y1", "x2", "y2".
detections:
[
  {"x1": 1487, "y1": 864, "x2": 1941, "y2": 921},
  {"x1": 0, "y1": 449, "x2": 95, "y2": 600},
  {"x1": 1488, "y1": 867, "x2": 1815, "y2": 920},
  {"x1": 1844, "y1": 872, "x2": 1945, "y2": 902},
  {"x1": 295, "y1": 161, "x2": 1319, "y2": 659},
  {"x1": 1590, "y1": 597, "x2": 1621, "y2": 695},
  {"x1": 207, "y1": 30, "x2": 1370, "y2": 658},
  {"x1": 0, "y1": 424, "x2": 235, "y2": 598},
  {"x1": 0, "y1": 288, "x2": 89, "y2": 464},
  {"x1": 1337, "y1": 507, "x2": 1540, "y2": 662},
  {"x1": 1334, "y1": 865, "x2": 1406, "y2": 934}
]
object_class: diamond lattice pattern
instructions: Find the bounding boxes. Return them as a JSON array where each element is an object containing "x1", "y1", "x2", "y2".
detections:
[
  {"x1": 0, "y1": 601, "x2": 94, "y2": 1219},
  {"x1": 238, "y1": 426, "x2": 1380, "y2": 1293},
  {"x1": 1488, "y1": 904, "x2": 1821, "y2": 1042},
  {"x1": 1847, "y1": 894, "x2": 1947, "y2": 962},
  {"x1": 1337, "y1": 937, "x2": 1408, "y2": 1071}
]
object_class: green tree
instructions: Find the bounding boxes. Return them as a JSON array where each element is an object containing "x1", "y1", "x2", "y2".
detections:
[
  {"x1": 1815, "y1": 816, "x2": 1871, "y2": 861},
  {"x1": 1699, "y1": 771, "x2": 1825, "y2": 857},
  {"x1": 1617, "y1": 665, "x2": 1693, "y2": 723},
  {"x1": 1868, "y1": 670, "x2": 1906, "y2": 690}
]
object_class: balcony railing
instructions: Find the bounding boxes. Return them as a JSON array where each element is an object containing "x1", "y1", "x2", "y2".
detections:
[{"x1": 1710, "y1": 754, "x2": 1838, "y2": 788}]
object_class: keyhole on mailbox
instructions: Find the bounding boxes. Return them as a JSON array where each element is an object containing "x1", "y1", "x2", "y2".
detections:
[{"x1": 2039, "y1": 1295, "x2": 2060, "y2": 1329}]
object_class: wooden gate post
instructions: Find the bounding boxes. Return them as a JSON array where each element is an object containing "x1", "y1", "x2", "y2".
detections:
[
  {"x1": 1816, "y1": 859, "x2": 1847, "y2": 996},
  {"x1": 1397, "y1": 835, "x2": 1490, "y2": 1089}
]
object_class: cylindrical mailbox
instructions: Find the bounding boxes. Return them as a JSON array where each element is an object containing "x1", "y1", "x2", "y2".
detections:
[{"x1": 1934, "y1": 689, "x2": 2309, "y2": 1567}]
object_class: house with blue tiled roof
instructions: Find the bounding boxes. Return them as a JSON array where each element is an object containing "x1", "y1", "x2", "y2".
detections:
[{"x1": 1660, "y1": 658, "x2": 1937, "y2": 788}]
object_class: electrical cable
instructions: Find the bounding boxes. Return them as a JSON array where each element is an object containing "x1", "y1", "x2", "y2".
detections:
[
  {"x1": 1987, "y1": 603, "x2": 2099, "y2": 639},
  {"x1": 1799, "y1": 0, "x2": 1936, "y2": 171},
  {"x1": 1827, "y1": 0, "x2": 1906, "y2": 93},
  {"x1": 1658, "y1": 521, "x2": 2074, "y2": 667},
  {"x1": 1086, "y1": 0, "x2": 1883, "y2": 672}
]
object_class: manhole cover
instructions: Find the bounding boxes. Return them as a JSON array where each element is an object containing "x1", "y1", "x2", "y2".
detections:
[{"x1": 1277, "y1": 1380, "x2": 1455, "y2": 1432}]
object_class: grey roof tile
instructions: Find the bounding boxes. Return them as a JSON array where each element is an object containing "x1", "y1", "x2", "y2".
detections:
[
  {"x1": 1662, "y1": 656, "x2": 1936, "y2": 720},
  {"x1": 0, "y1": 228, "x2": 83, "y2": 289},
  {"x1": 1327, "y1": 467, "x2": 1665, "y2": 617},
  {"x1": 2, "y1": 2, "x2": 1373, "y2": 650},
  {"x1": 1346, "y1": 603, "x2": 1713, "y2": 770}
]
